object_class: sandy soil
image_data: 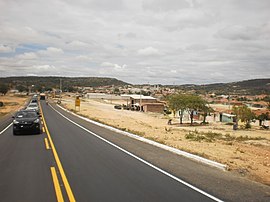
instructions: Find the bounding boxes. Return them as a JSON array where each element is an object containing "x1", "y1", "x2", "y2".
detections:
[
  {"x1": 0, "y1": 94, "x2": 29, "y2": 118},
  {"x1": 60, "y1": 95, "x2": 270, "y2": 186}
]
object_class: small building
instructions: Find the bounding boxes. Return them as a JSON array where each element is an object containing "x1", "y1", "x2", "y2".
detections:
[
  {"x1": 121, "y1": 94, "x2": 164, "y2": 113},
  {"x1": 9, "y1": 89, "x2": 19, "y2": 93},
  {"x1": 219, "y1": 113, "x2": 236, "y2": 123},
  {"x1": 142, "y1": 103, "x2": 165, "y2": 113},
  {"x1": 85, "y1": 93, "x2": 107, "y2": 99},
  {"x1": 121, "y1": 94, "x2": 157, "y2": 105}
]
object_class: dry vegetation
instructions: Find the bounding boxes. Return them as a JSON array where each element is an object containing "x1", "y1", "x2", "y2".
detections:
[
  {"x1": 60, "y1": 94, "x2": 270, "y2": 186},
  {"x1": 0, "y1": 94, "x2": 29, "y2": 118}
]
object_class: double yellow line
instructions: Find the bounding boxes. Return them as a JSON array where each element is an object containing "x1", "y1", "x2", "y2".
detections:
[{"x1": 39, "y1": 102, "x2": 76, "y2": 202}]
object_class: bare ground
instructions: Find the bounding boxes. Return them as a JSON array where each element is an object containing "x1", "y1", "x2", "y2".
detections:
[
  {"x1": 60, "y1": 95, "x2": 270, "y2": 186},
  {"x1": 0, "y1": 94, "x2": 29, "y2": 118}
]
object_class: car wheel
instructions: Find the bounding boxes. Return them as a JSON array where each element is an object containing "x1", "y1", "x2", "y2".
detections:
[
  {"x1": 13, "y1": 131, "x2": 17, "y2": 135},
  {"x1": 36, "y1": 129, "x2": 41, "y2": 135}
]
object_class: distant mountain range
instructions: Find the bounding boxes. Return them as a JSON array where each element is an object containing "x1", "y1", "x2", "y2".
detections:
[{"x1": 0, "y1": 76, "x2": 269, "y2": 95}]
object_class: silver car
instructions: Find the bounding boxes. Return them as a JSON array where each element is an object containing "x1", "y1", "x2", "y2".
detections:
[{"x1": 26, "y1": 103, "x2": 39, "y2": 113}]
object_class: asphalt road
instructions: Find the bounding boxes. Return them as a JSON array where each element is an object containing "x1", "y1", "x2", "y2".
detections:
[
  {"x1": 0, "y1": 100, "x2": 270, "y2": 202},
  {"x1": 0, "y1": 121, "x2": 55, "y2": 202}
]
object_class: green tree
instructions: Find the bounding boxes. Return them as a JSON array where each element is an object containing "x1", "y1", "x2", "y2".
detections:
[
  {"x1": 16, "y1": 85, "x2": 28, "y2": 92},
  {"x1": 44, "y1": 87, "x2": 53, "y2": 91},
  {"x1": 167, "y1": 94, "x2": 188, "y2": 124},
  {"x1": 262, "y1": 96, "x2": 270, "y2": 110},
  {"x1": 0, "y1": 83, "x2": 9, "y2": 95},
  {"x1": 200, "y1": 104, "x2": 214, "y2": 124},
  {"x1": 141, "y1": 90, "x2": 151, "y2": 96},
  {"x1": 232, "y1": 105, "x2": 255, "y2": 129},
  {"x1": 168, "y1": 94, "x2": 209, "y2": 125},
  {"x1": 185, "y1": 95, "x2": 206, "y2": 125},
  {"x1": 113, "y1": 88, "x2": 120, "y2": 94},
  {"x1": 257, "y1": 112, "x2": 269, "y2": 126},
  {"x1": 66, "y1": 86, "x2": 76, "y2": 92},
  {"x1": 33, "y1": 85, "x2": 43, "y2": 92}
]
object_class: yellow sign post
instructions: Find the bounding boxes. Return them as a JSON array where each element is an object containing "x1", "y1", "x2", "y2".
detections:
[{"x1": 75, "y1": 97, "x2": 80, "y2": 111}]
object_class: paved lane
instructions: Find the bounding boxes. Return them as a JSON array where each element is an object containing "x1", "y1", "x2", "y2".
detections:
[
  {"x1": 41, "y1": 101, "x2": 219, "y2": 202},
  {"x1": 0, "y1": 125, "x2": 56, "y2": 202}
]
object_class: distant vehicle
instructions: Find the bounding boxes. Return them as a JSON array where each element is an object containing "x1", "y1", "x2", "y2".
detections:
[
  {"x1": 40, "y1": 93, "x2": 46, "y2": 100},
  {"x1": 26, "y1": 103, "x2": 39, "y2": 113},
  {"x1": 12, "y1": 110, "x2": 41, "y2": 135},
  {"x1": 114, "y1": 105, "x2": 122, "y2": 110},
  {"x1": 31, "y1": 98, "x2": 38, "y2": 103}
]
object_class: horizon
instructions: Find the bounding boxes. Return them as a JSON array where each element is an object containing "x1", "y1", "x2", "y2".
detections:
[
  {"x1": 1, "y1": 0, "x2": 270, "y2": 84},
  {"x1": 1, "y1": 75, "x2": 269, "y2": 86}
]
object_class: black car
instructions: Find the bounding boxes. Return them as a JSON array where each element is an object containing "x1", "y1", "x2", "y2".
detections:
[{"x1": 13, "y1": 110, "x2": 41, "y2": 135}]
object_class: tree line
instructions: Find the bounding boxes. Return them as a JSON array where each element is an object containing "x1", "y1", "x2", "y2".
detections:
[{"x1": 167, "y1": 94, "x2": 268, "y2": 129}]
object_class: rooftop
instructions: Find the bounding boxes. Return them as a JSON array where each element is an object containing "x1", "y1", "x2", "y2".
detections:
[{"x1": 121, "y1": 94, "x2": 156, "y2": 100}]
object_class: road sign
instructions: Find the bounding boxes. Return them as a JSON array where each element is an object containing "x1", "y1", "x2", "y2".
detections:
[{"x1": 75, "y1": 97, "x2": 80, "y2": 107}]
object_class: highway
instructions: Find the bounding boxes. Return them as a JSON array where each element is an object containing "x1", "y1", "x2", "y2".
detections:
[{"x1": 0, "y1": 100, "x2": 270, "y2": 201}]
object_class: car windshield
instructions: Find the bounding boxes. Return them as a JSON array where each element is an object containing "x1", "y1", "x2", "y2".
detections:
[
  {"x1": 28, "y1": 104, "x2": 37, "y2": 107},
  {"x1": 16, "y1": 111, "x2": 37, "y2": 118}
]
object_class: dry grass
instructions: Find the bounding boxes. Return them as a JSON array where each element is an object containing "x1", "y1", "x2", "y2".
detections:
[{"x1": 0, "y1": 94, "x2": 29, "y2": 118}]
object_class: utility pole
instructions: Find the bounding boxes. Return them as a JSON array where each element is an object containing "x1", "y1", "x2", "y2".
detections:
[
  {"x1": 60, "y1": 78, "x2": 62, "y2": 102},
  {"x1": 228, "y1": 94, "x2": 231, "y2": 110},
  {"x1": 140, "y1": 89, "x2": 142, "y2": 112}
]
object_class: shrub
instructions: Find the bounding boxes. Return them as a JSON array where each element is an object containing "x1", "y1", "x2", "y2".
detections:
[{"x1": 185, "y1": 130, "x2": 222, "y2": 142}]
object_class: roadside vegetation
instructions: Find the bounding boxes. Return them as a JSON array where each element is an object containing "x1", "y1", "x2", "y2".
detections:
[
  {"x1": 185, "y1": 130, "x2": 266, "y2": 143},
  {"x1": 232, "y1": 105, "x2": 256, "y2": 129}
]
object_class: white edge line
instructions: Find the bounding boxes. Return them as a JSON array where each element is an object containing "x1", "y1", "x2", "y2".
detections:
[
  {"x1": 0, "y1": 123, "x2": 13, "y2": 135},
  {"x1": 51, "y1": 104, "x2": 223, "y2": 202},
  {"x1": 57, "y1": 104, "x2": 227, "y2": 171}
]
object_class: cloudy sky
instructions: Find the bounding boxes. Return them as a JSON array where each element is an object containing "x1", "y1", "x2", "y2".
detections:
[{"x1": 0, "y1": 0, "x2": 270, "y2": 84}]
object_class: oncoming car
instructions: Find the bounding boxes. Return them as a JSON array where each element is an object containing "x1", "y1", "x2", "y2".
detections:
[{"x1": 12, "y1": 110, "x2": 41, "y2": 135}]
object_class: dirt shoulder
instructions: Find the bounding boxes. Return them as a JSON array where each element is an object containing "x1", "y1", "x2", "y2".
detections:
[
  {"x1": 0, "y1": 94, "x2": 29, "y2": 119},
  {"x1": 60, "y1": 95, "x2": 270, "y2": 186}
]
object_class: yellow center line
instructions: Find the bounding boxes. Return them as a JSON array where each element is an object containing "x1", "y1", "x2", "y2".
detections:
[
  {"x1": 44, "y1": 138, "x2": 50, "y2": 150},
  {"x1": 50, "y1": 167, "x2": 64, "y2": 202},
  {"x1": 42, "y1": 127, "x2": 45, "y2": 133},
  {"x1": 39, "y1": 102, "x2": 76, "y2": 202}
]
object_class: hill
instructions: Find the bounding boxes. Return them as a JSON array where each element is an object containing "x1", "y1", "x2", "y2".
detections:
[
  {"x1": 0, "y1": 76, "x2": 130, "y2": 92},
  {"x1": 1, "y1": 76, "x2": 269, "y2": 95},
  {"x1": 173, "y1": 79, "x2": 270, "y2": 95}
]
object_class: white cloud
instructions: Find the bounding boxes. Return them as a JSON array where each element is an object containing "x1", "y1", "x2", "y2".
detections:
[
  {"x1": 100, "y1": 62, "x2": 126, "y2": 71},
  {"x1": 33, "y1": 64, "x2": 56, "y2": 70},
  {"x1": 216, "y1": 24, "x2": 270, "y2": 41},
  {"x1": 0, "y1": 0, "x2": 270, "y2": 84},
  {"x1": 75, "y1": 55, "x2": 92, "y2": 61},
  {"x1": 0, "y1": 44, "x2": 13, "y2": 53},
  {"x1": 101, "y1": 62, "x2": 115, "y2": 67},
  {"x1": 137, "y1": 47, "x2": 161, "y2": 56},
  {"x1": 142, "y1": 0, "x2": 190, "y2": 11},
  {"x1": 17, "y1": 52, "x2": 38, "y2": 60},
  {"x1": 66, "y1": 40, "x2": 89, "y2": 49},
  {"x1": 46, "y1": 47, "x2": 64, "y2": 54},
  {"x1": 38, "y1": 47, "x2": 64, "y2": 56}
]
